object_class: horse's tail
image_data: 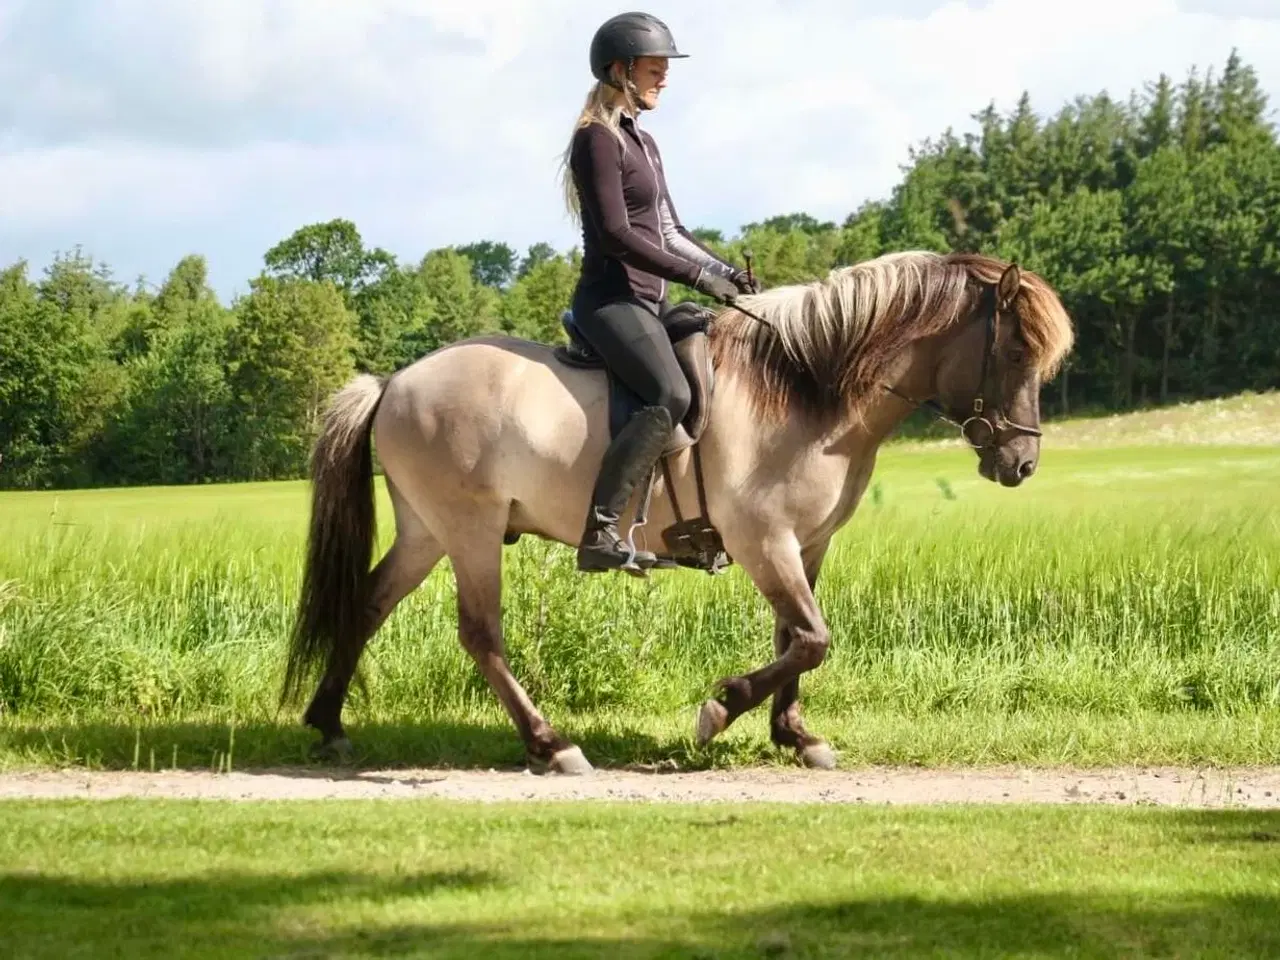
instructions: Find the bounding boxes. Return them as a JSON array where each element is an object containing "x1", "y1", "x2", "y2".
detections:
[{"x1": 280, "y1": 372, "x2": 387, "y2": 708}]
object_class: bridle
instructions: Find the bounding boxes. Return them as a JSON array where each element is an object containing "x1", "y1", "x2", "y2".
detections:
[{"x1": 881, "y1": 279, "x2": 1042, "y2": 451}]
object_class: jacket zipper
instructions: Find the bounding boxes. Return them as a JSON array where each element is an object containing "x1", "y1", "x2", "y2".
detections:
[{"x1": 635, "y1": 130, "x2": 667, "y2": 303}]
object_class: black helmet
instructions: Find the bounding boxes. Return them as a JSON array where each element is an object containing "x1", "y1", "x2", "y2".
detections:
[{"x1": 589, "y1": 12, "x2": 688, "y2": 87}]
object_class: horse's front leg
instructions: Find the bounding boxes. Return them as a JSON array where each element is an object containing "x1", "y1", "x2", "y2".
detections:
[
  {"x1": 696, "y1": 535, "x2": 835, "y2": 766},
  {"x1": 767, "y1": 539, "x2": 836, "y2": 768}
]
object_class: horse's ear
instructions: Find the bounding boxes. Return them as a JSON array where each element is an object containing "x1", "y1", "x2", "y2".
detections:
[{"x1": 996, "y1": 262, "x2": 1021, "y2": 308}]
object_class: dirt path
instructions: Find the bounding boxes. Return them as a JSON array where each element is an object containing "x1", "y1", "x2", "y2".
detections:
[{"x1": 3, "y1": 765, "x2": 1280, "y2": 806}]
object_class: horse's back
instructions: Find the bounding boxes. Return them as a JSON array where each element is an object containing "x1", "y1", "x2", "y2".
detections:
[
  {"x1": 375, "y1": 333, "x2": 606, "y2": 477},
  {"x1": 383, "y1": 334, "x2": 598, "y2": 411}
]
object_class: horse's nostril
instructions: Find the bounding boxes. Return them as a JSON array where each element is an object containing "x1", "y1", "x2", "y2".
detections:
[{"x1": 1018, "y1": 459, "x2": 1036, "y2": 478}]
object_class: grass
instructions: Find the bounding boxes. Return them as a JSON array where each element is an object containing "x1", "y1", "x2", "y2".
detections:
[
  {"x1": 1, "y1": 799, "x2": 1279, "y2": 958},
  {"x1": 1, "y1": 393, "x2": 1277, "y2": 770}
]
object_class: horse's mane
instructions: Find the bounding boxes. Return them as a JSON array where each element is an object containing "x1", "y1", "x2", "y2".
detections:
[{"x1": 707, "y1": 250, "x2": 1074, "y2": 426}]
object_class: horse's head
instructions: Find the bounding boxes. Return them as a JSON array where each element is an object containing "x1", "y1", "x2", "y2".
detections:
[{"x1": 931, "y1": 262, "x2": 1043, "y2": 487}]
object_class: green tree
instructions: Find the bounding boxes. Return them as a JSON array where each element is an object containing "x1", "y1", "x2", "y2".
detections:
[
  {"x1": 225, "y1": 275, "x2": 358, "y2": 479},
  {"x1": 517, "y1": 242, "x2": 558, "y2": 279},
  {"x1": 455, "y1": 240, "x2": 517, "y2": 289},
  {"x1": 397, "y1": 248, "x2": 500, "y2": 362},
  {"x1": 501, "y1": 251, "x2": 579, "y2": 344},
  {"x1": 263, "y1": 219, "x2": 391, "y2": 295},
  {"x1": 103, "y1": 256, "x2": 234, "y2": 484}
]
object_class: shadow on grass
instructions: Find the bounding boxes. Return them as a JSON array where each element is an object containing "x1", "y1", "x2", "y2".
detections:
[
  {"x1": 0, "y1": 715, "x2": 754, "y2": 773},
  {"x1": 2, "y1": 865, "x2": 1278, "y2": 959}
]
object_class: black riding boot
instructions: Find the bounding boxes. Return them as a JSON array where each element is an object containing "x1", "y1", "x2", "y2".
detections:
[{"x1": 577, "y1": 405, "x2": 674, "y2": 574}]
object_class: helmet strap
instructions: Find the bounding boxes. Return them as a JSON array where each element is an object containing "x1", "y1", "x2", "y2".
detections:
[
  {"x1": 603, "y1": 58, "x2": 645, "y2": 112},
  {"x1": 623, "y1": 58, "x2": 649, "y2": 112}
]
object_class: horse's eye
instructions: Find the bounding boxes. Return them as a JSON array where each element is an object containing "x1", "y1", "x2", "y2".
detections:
[{"x1": 1008, "y1": 346, "x2": 1025, "y2": 364}]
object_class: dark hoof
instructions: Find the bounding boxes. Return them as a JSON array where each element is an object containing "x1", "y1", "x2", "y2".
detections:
[{"x1": 310, "y1": 737, "x2": 354, "y2": 764}]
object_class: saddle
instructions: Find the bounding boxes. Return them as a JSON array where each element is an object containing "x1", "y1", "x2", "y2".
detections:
[
  {"x1": 555, "y1": 301, "x2": 714, "y2": 456},
  {"x1": 553, "y1": 301, "x2": 731, "y2": 574}
]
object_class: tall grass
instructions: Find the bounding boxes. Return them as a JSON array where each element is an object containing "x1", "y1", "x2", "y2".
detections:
[{"x1": 1, "y1": 435, "x2": 1277, "y2": 767}]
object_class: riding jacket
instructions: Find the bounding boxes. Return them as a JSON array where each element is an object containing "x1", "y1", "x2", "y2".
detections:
[{"x1": 569, "y1": 113, "x2": 737, "y2": 306}]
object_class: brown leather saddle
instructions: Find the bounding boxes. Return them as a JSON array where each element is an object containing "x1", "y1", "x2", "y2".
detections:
[
  {"x1": 554, "y1": 301, "x2": 715, "y2": 456},
  {"x1": 553, "y1": 302, "x2": 730, "y2": 574}
]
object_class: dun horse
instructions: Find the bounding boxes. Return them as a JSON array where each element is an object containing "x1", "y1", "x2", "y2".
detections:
[{"x1": 280, "y1": 250, "x2": 1074, "y2": 773}]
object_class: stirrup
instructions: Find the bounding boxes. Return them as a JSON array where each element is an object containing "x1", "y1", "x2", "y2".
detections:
[
  {"x1": 577, "y1": 510, "x2": 655, "y2": 576},
  {"x1": 620, "y1": 465, "x2": 676, "y2": 576}
]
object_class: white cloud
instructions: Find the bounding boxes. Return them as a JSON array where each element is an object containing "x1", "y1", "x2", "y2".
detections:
[{"x1": 1, "y1": 0, "x2": 1278, "y2": 298}]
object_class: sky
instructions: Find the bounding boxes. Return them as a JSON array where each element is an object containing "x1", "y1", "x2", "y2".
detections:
[{"x1": 2, "y1": 0, "x2": 1279, "y2": 302}]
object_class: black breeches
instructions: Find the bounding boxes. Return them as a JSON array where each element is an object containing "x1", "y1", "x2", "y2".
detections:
[{"x1": 571, "y1": 296, "x2": 691, "y2": 427}]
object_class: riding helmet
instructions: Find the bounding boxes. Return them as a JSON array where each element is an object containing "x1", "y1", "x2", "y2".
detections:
[{"x1": 589, "y1": 12, "x2": 688, "y2": 86}]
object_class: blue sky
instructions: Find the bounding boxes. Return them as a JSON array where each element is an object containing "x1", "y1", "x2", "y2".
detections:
[{"x1": 2, "y1": 0, "x2": 1278, "y2": 302}]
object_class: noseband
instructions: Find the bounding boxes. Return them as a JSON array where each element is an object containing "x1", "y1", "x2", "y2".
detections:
[{"x1": 883, "y1": 280, "x2": 1042, "y2": 450}]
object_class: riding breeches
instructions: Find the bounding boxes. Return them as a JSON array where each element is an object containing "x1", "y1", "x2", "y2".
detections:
[{"x1": 570, "y1": 295, "x2": 691, "y2": 428}]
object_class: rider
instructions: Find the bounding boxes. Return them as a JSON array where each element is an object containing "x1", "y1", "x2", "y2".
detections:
[{"x1": 562, "y1": 11, "x2": 758, "y2": 573}]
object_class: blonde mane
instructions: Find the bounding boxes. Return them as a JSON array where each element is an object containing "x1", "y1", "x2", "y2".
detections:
[{"x1": 708, "y1": 250, "x2": 1074, "y2": 425}]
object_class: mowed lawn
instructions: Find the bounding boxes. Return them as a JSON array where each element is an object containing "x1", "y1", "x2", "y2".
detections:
[
  {"x1": 0, "y1": 392, "x2": 1277, "y2": 770},
  {"x1": 2, "y1": 799, "x2": 1280, "y2": 959}
]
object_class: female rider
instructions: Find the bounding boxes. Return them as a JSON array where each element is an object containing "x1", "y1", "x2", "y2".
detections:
[{"x1": 562, "y1": 12, "x2": 757, "y2": 573}]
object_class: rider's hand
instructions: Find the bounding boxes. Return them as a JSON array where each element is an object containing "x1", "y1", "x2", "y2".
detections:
[
  {"x1": 694, "y1": 271, "x2": 739, "y2": 303},
  {"x1": 731, "y1": 269, "x2": 761, "y2": 294}
]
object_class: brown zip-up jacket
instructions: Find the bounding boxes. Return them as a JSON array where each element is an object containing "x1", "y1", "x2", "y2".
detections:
[{"x1": 569, "y1": 113, "x2": 736, "y2": 306}]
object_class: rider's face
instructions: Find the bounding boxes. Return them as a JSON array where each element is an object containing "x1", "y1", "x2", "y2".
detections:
[{"x1": 628, "y1": 56, "x2": 668, "y2": 109}]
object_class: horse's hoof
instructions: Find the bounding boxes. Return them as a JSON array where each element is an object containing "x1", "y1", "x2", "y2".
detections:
[
  {"x1": 800, "y1": 742, "x2": 838, "y2": 770},
  {"x1": 310, "y1": 737, "x2": 354, "y2": 764},
  {"x1": 549, "y1": 746, "x2": 594, "y2": 775},
  {"x1": 696, "y1": 699, "x2": 729, "y2": 746}
]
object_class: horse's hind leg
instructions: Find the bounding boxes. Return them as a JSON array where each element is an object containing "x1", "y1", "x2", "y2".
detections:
[
  {"x1": 447, "y1": 513, "x2": 592, "y2": 775},
  {"x1": 303, "y1": 496, "x2": 443, "y2": 760}
]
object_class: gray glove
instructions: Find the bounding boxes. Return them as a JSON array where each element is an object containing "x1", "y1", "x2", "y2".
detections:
[
  {"x1": 731, "y1": 269, "x2": 762, "y2": 294},
  {"x1": 694, "y1": 270, "x2": 739, "y2": 304}
]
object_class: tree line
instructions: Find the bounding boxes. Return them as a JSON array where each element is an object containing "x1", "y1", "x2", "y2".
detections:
[{"x1": 2, "y1": 50, "x2": 1276, "y2": 490}]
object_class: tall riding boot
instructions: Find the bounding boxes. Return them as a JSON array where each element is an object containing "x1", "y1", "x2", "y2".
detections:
[{"x1": 577, "y1": 405, "x2": 674, "y2": 574}]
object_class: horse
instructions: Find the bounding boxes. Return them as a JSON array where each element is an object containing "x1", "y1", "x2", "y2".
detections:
[{"x1": 279, "y1": 249, "x2": 1075, "y2": 774}]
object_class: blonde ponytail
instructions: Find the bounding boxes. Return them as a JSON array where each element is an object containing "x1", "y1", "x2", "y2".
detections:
[{"x1": 558, "y1": 72, "x2": 640, "y2": 224}]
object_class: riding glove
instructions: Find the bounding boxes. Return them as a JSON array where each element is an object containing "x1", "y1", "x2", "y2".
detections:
[
  {"x1": 731, "y1": 269, "x2": 762, "y2": 294},
  {"x1": 694, "y1": 271, "x2": 739, "y2": 303}
]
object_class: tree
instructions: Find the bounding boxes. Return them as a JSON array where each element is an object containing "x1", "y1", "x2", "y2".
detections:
[
  {"x1": 102, "y1": 255, "x2": 234, "y2": 484},
  {"x1": 501, "y1": 252, "x2": 579, "y2": 344},
  {"x1": 1126, "y1": 145, "x2": 1199, "y2": 403},
  {"x1": 263, "y1": 219, "x2": 394, "y2": 298},
  {"x1": 225, "y1": 275, "x2": 359, "y2": 479},
  {"x1": 455, "y1": 240, "x2": 517, "y2": 289},
  {"x1": 0, "y1": 262, "x2": 93, "y2": 488},
  {"x1": 517, "y1": 242, "x2": 558, "y2": 279}
]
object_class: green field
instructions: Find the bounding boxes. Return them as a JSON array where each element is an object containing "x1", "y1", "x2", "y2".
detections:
[
  {"x1": 2, "y1": 799, "x2": 1279, "y2": 958},
  {"x1": 1, "y1": 392, "x2": 1278, "y2": 771}
]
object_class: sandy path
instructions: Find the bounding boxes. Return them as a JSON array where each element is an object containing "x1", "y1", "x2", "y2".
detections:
[{"x1": 3, "y1": 765, "x2": 1280, "y2": 807}]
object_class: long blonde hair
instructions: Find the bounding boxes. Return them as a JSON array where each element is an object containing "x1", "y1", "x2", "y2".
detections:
[{"x1": 559, "y1": 72, "x2": 640, "y2": 224}]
